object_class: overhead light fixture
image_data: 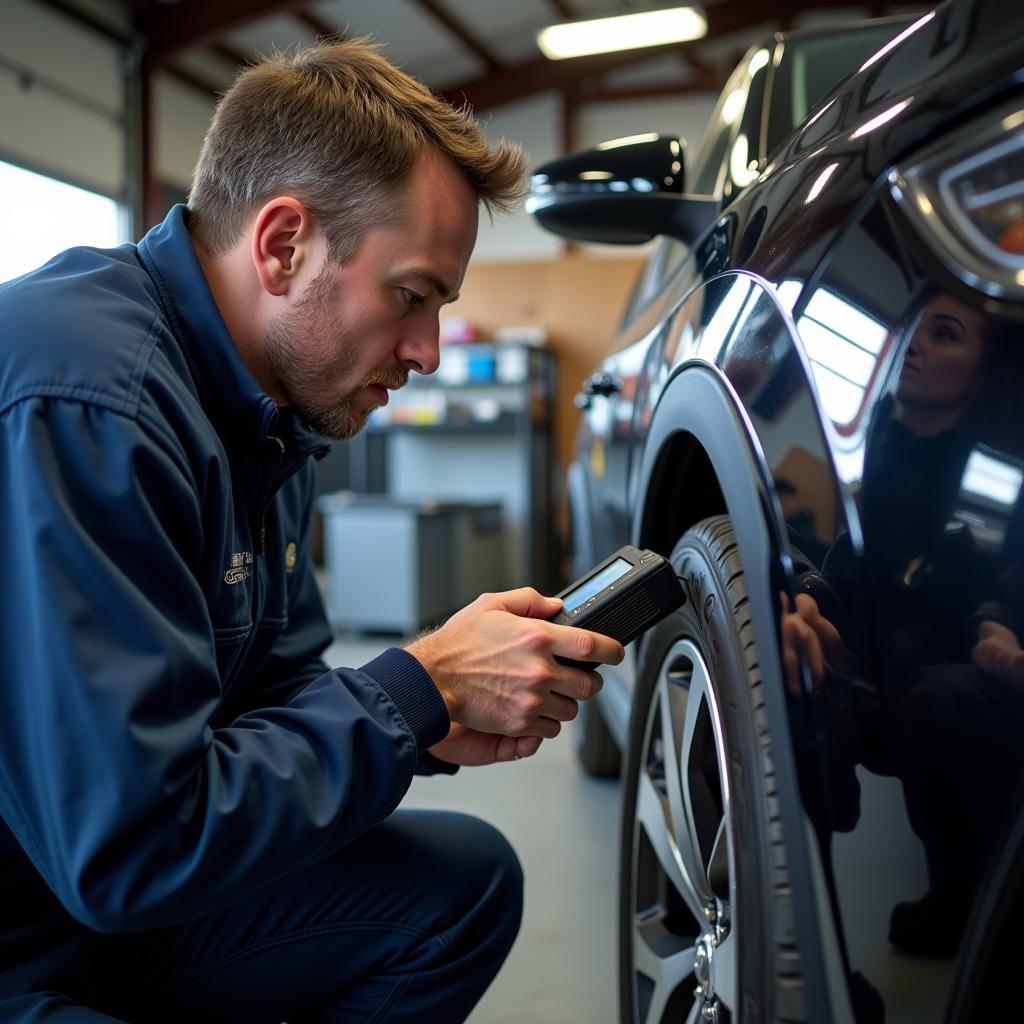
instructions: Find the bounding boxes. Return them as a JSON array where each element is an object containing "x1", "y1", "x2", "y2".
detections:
[{"x1": 538, "y1": 6, "x2": 707, "y2": 61}]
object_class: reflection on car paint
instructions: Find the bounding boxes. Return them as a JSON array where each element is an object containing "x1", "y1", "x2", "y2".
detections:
[
  {"x1": 787, "y1": 190, "x2": 1024, "y2": 1010},
  {"x1": 533, "y1": 2, "x2": 1024, "y2": 1019}
]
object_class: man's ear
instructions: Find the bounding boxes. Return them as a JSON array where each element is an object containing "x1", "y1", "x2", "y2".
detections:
[{"x1": 250, "y1": 197, "x2": 319, "y2": 297}]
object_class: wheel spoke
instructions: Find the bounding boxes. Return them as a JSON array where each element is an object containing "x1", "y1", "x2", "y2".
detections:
[
  {"x1": 712, "y1": 929, "x2": 738, "y2": 1011},
  {"x1": 674, "y1": 665, "x2": 717, "y2": 905},
  {"x1": 634, "y1": 937, "x2": 696, "y2": 1024},
  {"x1": 632, "y1": 632, "x2": 744, "y2": 1024},
  {"x1": 636, "y1": 769, "x2": 703, "y2": 919},
  {"x1": 707, "y1": 818, "x2": 729, "y2": 900}
]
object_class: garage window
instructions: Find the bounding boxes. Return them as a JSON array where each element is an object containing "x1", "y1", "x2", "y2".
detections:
[{"x1": 0, "y1": 159, "x2": 126, "y2": 285}]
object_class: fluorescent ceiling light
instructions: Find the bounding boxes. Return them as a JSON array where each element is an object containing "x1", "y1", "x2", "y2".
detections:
[{"x1": 538, "y1": 7, "x2": 707, "y2": 60}]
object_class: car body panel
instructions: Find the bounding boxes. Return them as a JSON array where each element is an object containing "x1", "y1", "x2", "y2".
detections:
[{"x1": 545, "y1": 1, "x2": 1024, "y2": 1019}]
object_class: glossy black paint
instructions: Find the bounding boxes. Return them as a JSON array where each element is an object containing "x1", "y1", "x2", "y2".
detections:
[
  {"x1": 534, "y1": 0, "x2": 1024, "y2": 1020},
  {"x1": 527, "y1": 136, "x2": 719, "y2": 245},
  {"x1": 531, "y1": 135, "x2": 687, "y2": 196}
]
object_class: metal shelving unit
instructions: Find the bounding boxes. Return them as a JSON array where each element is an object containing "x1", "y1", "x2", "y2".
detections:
[{"x1": 354, "y1": 342, "x2": 558, "y2": 593}]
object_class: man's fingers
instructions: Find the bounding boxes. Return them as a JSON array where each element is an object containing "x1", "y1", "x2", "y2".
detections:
[
  {"x1": 782, "y1": 619, "x2": 802, "y2": 695},
  {"x1": 514, "y1": 736, "x2": 543, "y2": 759},
  {"x1": 1012, "y1": 653, "x2": 1024, "y2": 686},
  {"x1": 973, "y1": 638, "x2": 996, "y2": 673},
  {"x1": 782, "y1": 615, "x2": 824, "y2": 689},
  {"x1": 545, "y1": 693, "x2": 580, "y2": 723},
  {"x1": 793, "y1": 593, "x2": 843, "y2": 665},
  {"x1": 546, "y1": 623, "x2": 625, "y2": 667},
  {"x1": 551, "y1": 668, "x2": 603, "y2": 702},
  {"x1": 526, "y1": 717, "x2": 562, "y2": 740},
  {"x1": 796, "y1": 618, "x2": 825, "y2": 682}
]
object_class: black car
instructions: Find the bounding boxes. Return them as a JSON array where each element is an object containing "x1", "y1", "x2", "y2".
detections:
[{"x1": 528, "y1": 1, "x2": 1024, "y2": 1021}]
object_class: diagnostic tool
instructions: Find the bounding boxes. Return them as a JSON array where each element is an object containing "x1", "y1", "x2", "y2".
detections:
[{"x1": 552, "y1": 545, "x2": 685, "y2": 669}]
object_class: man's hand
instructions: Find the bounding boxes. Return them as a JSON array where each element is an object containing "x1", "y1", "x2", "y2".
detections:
[
  {"x1": 973, "y1": 620, "x2": 1024, "y2": 685},
  {"x1": 429, "y1": 724, "x2": 543, "y2": 766},
  {"x1": 406, "y1": 588, "x2": 624, "y2": 740},
  {"x1": 780, "y1": 592, "x2": 844, "y2": 694}
]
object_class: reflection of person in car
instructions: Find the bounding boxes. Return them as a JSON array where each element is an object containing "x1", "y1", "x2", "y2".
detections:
[{"x1": 783, "y1": 290, "x2": 1024, "y2": 959}]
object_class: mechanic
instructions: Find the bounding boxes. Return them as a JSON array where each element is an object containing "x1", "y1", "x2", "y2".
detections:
[{"x1": 0, "y1": 39, "x2": 624, "y2": 1023}]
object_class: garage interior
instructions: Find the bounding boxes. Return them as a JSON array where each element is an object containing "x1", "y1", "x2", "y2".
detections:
[{"x1": 1, "y1": 2, "x2": 926, "y2": 1021}]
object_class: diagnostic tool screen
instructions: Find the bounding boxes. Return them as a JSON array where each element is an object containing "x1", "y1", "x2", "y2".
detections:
[{"x1": 563, "y1": 557, "x2": 632, "y2": 612}]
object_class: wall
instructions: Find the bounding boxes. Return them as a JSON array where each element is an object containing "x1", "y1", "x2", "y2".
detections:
[
  {"x1": 0, "y1": 0, "x2": 125, "y2": 196},
  {"x1": 153, "y1": 73, "x2": 215, "y2": 193},
  {"x1": 441, "y1": 255, "x2": 645, "y2": 475}
]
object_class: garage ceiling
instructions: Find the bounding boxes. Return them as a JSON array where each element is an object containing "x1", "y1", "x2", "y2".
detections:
[{"x1": 44, "y1": 0, "x2": 918, "y2": 111}]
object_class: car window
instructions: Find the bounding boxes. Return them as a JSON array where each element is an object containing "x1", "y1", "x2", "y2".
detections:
[
  {"x1": 766, "y1": 19, "x2": 911, "y2": 156},
  {"x1": 738, "y1": 48, "x2": 771, "y2": 169},
  {"x1": 688, "y1": 57, "x2": 752, "y2": 197}
]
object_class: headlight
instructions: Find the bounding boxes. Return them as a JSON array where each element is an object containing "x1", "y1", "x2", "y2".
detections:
[{"x1": 889, "y1": 101, "x2": 1024, "y2": 299}]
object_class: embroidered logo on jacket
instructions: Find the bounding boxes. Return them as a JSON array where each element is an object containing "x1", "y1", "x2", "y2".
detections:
[{"x1": 224, "y1": 551, "x2": 253, "y2": 585}]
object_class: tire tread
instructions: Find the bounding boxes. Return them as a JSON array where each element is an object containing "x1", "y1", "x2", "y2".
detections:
[{"x1": 691, "y1": 516, "x2": 805, "y2": 1023}]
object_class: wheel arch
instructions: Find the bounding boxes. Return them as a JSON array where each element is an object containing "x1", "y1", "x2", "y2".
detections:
[
  {"x1": 631, "y1": 359, "x2": 845, "y2": 1024},
  {"x1": 636, "y1": 429, "x2": 727, "y2": 558}
]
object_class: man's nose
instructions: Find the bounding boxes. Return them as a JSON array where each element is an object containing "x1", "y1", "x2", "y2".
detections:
[{"x1": 397, "y1": 318, "x2": 441, "y2": 376}]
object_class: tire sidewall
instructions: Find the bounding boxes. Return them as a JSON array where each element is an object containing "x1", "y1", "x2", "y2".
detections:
[{"x1": 618, "y1": 519, "x2": 777, "y2": 1023}]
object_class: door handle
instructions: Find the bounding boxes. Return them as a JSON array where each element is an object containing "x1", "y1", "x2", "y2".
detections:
[{"x1": 575, "y1": 372, "x2": 622, "y2": 410}]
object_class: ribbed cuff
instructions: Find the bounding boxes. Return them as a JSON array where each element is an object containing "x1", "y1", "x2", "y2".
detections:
[
  {"x1": 360, "y1": 647, "x2": 450, "y2": 751},
  {"x1": 416, "y1": 751, "x2": 460, "y2": 776}
]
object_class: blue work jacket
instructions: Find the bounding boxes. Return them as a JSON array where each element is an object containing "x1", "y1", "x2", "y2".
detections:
[{"x1": 0, "y1": 207, "x2": 451, "y2": 949}]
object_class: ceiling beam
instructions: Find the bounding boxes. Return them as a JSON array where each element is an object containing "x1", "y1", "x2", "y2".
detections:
[
  {"x1": 143, "y1": 0, "x2": 315, "y2": 64},
  {"x1": 440, "y1": 0, "x2": 864, "y2": 111},
  {"x1": 34, "y1": 0, "x2": 224, "y2": 101},
  {"x1": 579, "y1": 80, "x2": 725, "y2": 103},
  {"x1": 166, "y1": 63, "x2": 224, "y2": 99},
  {"x1": 293, "y1": 10, "x2": 344, "y2": 41},
  {"x1": 410, "y1": 0, "x2": 503, "y2": 71},
  {"x1": 210, "y1": 41, "x2": 253, "y2": 69},
  {"x1": 34, "y1": 0, "x2": 133, "y2": 45},
  {"x1": 680, "y1": 51, "x2": 725, "y2": 92},
  {"x1": 441, "y1": 43, "x2": 685, "y2": 111}
]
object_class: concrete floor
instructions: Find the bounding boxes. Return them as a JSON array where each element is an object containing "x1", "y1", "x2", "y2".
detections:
[{"x1": 324, "y1": 634, "x2": 622, "y2": 1024}]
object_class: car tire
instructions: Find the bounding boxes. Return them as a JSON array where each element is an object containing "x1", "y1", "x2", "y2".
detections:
[
  {"x1": 576, "y1": 695, "x2": 622, "y2": 777},
  {"x1": 618, "y1": 515, "x2": 804, "y2": 1024}
]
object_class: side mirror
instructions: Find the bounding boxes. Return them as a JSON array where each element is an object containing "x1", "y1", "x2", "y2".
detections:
[{"x1": 526, "y1": 134, "x2": 719, "y2": 246}]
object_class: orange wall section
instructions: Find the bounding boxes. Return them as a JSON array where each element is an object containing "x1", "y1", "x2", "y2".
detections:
[{"x1": 441, "y1": 255, "x2": 645, "y2": 474}]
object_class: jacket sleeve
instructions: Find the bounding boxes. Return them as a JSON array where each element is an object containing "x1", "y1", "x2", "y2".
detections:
[{"x1": 0, "y1": 396, "x2": 450, "y2": 934}]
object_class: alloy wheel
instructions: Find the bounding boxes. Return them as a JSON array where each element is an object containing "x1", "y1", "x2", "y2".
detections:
[{"x1": 627, "y1": 637, "x2": 738, "y2": 1024}]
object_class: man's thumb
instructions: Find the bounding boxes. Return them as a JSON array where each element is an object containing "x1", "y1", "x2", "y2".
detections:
[{"x1": 493, "y1": 587, "x2": 563, "y2": 619}]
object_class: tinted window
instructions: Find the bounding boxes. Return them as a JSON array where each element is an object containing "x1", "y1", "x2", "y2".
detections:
[
  {"x1": 766, "y1": 20, "x2": 910, "y2": 156},
  {"x1": 688, "y1": 58, "x2": 752, "y2": 197}
]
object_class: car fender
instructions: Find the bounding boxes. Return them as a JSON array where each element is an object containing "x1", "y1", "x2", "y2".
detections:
[{"x1": 630, "y1": 360, "x2": 853, "y2": 1024}]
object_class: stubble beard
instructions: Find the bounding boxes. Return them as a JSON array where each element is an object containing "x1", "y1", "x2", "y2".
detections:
[{"x1": 263, "y1": 267, "x2": 408, "y2": 441}]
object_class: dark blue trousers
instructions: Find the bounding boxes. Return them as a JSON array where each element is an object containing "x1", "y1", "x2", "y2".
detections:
[{"x1": 0, "y1": 810, "x2": 523, "y2": 1023}]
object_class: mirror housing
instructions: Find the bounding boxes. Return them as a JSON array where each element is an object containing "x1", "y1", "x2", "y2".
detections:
[{"x1": 526, "y1": 134, "x2": 719, "y2": 246}]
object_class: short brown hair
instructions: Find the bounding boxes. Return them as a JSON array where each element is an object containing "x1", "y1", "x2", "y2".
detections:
[{"x1": 188, "y1": 38, "x2": 526, "y2": 259}]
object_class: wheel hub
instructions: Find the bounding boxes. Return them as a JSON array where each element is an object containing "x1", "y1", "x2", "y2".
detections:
[{"x1": 694, "y1": 936, "x2": 711, "y2": 991}]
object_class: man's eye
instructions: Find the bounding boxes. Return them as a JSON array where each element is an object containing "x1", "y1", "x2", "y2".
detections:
[{"x1": 402, "y1": 289, "x2": 425, "y2": 308}]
